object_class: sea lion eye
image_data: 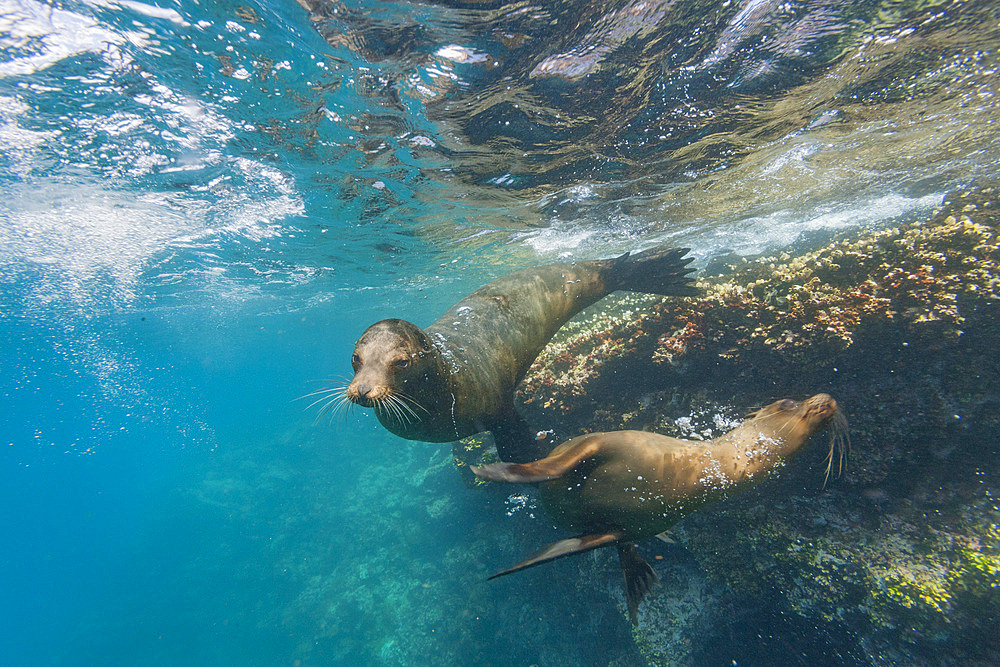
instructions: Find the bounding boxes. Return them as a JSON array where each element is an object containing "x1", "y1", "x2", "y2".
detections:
[
  {"x1": 779, "y1": 399, "x2": 796, "y2": 410},
  {"x1": 351, "y1": 353, "x2": 360, "y2": 368}
]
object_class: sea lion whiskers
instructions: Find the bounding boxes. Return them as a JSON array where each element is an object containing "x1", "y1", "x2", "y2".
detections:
[
  {"x1": 301, "y1": 387, "x2": 348, "y2": 411},
  {"x1": 295, "y1": 382, "x2": 352, "y2": 422},
  {"x1": 821, "y1": 409, "x2": 851, "y2": 489},
  {"x1": 392, "y1": 390, "x2": 431, "y2": 416},
  {"x1": 295, "y1": 377, "x2": 352, "y2": 404},
  {"x1": 297, "y1": 386, "x2": 342, "y2": 401},
  {"x1": 370, "y1": 397, "x2": 392, "y2": 423},
  {"x1": 374, "y1": 394, "x2": 416, "y2": 426},
  {"x1": 302, "y1": 378, "x2": 356, "y2": 425},
  {"x1": 372, "y1": 395, "x2": 402, "y2": 424},
  {"x1": 310, "y1": 395, "x2": 352, "y2": 426},
  {"x1": 834, "y1": 410, "x2": 850, "y2": 474},
  {"x1": 292, "y1": 378, "x2": 366, "y2": 426},
  {"x1": 316, "y1": 390, "x2": 355, "y2": 424},
  {"x1": 387, "y1": 394, "x2": 418, "y2": 424},
  {"x1": 775, "y1": 412, "x2": 797, "y2": 438},
  {"x1": 386, "y1": 396, "x2": 417, "y2": 423},
  {"x1": 389, "y1": 396, "x2": 421, "y2": 423}
]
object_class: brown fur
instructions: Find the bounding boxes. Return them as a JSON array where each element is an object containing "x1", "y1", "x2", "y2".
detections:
[
  {"x1": 472, "y1": 394, "x2": 847, "y2": 622},
  {"x1": 344, "y1": 246, "x2": 696, "y2": 462}
]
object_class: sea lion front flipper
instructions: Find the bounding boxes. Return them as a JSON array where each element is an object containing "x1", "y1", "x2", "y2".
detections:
[
  {"x1": 491, "y1": 407, "x2": 547, "y2": 464},
  {"x1": 617, "y1": 542, "x2": 659, "y2": 625},
  {"x1": 471, "y1": 436, "x2": 603, "y2": 482},
  {"x1": 487, "y1": 532, "x2": 621, "y2": 581}
]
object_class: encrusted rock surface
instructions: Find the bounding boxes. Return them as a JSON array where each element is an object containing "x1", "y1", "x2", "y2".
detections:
[{"x1": 464, "y1": 182, "x2": 1000, "y2": 665}]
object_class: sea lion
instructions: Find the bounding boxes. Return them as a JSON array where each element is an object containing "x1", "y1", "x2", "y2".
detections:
[
  {"x1": 341, "y1": 245, "x2": 696, "y2": 462},
  {"x1": 471, "y1": 393, "x2": 849, "y2": 623}
]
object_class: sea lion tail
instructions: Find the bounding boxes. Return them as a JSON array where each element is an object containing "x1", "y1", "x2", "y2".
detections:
[
  {"x1": 610, "y1": 245, "x2": 698, "y2": 296},
  {"x1": 487, "y1": 532, "x2": 621, "y2": 580},
  {"x1": 617, "y1": 542, "x2": 659, "y2": 625}
]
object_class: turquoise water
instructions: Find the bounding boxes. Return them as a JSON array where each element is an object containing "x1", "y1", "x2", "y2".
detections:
[{"x1": 1, "y1": 0, "x2": 998, "y2": 664}]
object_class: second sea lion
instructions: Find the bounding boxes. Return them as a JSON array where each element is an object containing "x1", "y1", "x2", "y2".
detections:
[
  {"x1": 341, "y1": 245, "x2": 696, "y2": 462},
  {"x1": 471, "y1": 393, "x2": 849, "y2": 623}
]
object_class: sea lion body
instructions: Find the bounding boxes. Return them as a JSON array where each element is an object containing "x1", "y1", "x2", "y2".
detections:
[
  {"x1": 539, "y1": 396, "x2": 837, "y2": 539},
  {"x1": 347, "y1": 246, "x2": 695, "y2": 461},
  {"x1": 472, "y1": 394, "x2": 848, "y2": 622}
]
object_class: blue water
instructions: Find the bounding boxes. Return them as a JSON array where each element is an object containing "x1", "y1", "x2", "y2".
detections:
[{"x1": 2, "y1": 0, "x2": 998, "y2": 664}]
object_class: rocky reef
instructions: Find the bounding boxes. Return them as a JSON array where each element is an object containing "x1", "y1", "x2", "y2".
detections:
[{"x1": 454, "y1": 183, "x2": 1000, "y2": 664}]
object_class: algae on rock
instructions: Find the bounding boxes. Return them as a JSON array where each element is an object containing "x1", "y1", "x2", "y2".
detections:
[{"x1": 463, "y1": 182, "x2": 1000, "y2": 665}]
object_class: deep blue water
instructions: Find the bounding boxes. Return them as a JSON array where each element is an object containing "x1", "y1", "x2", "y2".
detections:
[{"x1": 2, "y1": 0, "x2": 999, "y2": 664}]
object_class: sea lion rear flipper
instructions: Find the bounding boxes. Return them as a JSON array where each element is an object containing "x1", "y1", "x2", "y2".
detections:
[
  {"x1": 610, "y1": 245, "x2": 697, "y2": 296},
  {"x1": 487, "y1": 532, "x2": 621, "y2": 581},
  {"x1": 617, "y1": 542, "x2": 659, "y2": 625},
  {"x1": 491, "y1": 408, "x2": 547, "y2": 464},
  {"x1": 471, "y1": 436, "x2": 603, "y2": 482}
]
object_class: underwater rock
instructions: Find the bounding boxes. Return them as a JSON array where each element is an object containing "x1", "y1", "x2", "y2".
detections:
[
  {"x1": 517, "y1": 183, "x2": 1000, "y2": 434},
  {"x1": 457, "y1": 182, "x2": 1000, "y2": 664}
]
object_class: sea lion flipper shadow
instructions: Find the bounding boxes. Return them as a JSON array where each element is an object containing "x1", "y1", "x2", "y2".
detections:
[
  {"x1": 491, "y1": 407, "x2": 547, "y2": 464},
  {"x1": 617, "y1": 542, "x2": 659, "y2": 625},
  {"x1": 487, "y1": 532, "x2": 621, "y2": 581},
  {"x1": 471, "y1": 436, "x2": 603, "y2": 482}
]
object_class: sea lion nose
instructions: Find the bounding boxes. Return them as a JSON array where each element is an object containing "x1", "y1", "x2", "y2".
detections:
[
  {"x1": 809, "y1": 393, "x2": 836, "y2": 418},
  {"x1": 345, "y1": 382, "x2": 371, "y2": 402}
]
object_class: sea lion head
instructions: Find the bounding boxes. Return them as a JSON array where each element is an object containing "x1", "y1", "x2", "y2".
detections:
[
  {"x1": 753, "y1": 393, "x2": 837, "y2": 434},
  {"x1": 346, "y1": 319, "x2": 439, "y2": 422},
  {"x1": 749, "y1": 393, "x2": 849, "y2": 485}
]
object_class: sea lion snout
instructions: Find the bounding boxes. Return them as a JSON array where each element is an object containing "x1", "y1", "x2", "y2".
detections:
[
  {"x1": 804, "y1": 393, "x2": 837, "y2": 424},
  {"x1": 345, "y1": 381, "x2": 372, "y2": 406},
  {"x1": 345, "y1": 381, "x2": 391, "y2": 406}
]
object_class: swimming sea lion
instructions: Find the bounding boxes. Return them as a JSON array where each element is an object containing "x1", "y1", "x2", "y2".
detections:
[
  {"x1": 342, "y1": 245, "x2": 696, "y2": 462},
  {"x1": 471, "y1": 394, "x2": 849, "y2": 623}
]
